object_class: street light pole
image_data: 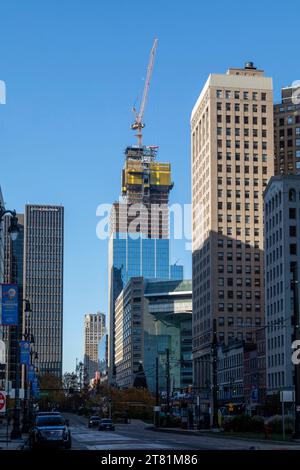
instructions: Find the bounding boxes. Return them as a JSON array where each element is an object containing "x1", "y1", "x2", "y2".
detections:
[
  {"x1": 21, "y1": 300, "x2": 33, "y2": 433},
  {"x1": 166, "y1": 348, "x2": 170, "y2": 423},
  {"x1": 291, "y1": 263, "x2": 300, "y2": 439},
  {"x1": 0, "y1": 209, "x2": 21, "y2": 439},
  {"x1": 211, "y1": 318, "x2": 219, "y2": 429}
]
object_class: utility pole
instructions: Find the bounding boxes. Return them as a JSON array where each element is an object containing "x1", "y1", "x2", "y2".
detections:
[
  {"x1": 211, "y1": 318, "x2": 219, "y2": 429},
  {"x1": 292, "y1": 263, "x2": 300, "y2": 439},
  {"x1": 155, "y1": 357, "x2": 160, "y2": 427},
  {"x1": 166, "y1": 348, "x2": 170, "y2": 422}
]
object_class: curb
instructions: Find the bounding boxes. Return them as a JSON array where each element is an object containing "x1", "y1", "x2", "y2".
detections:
[{"x1": 147, "y1": 426, "x2": 300, "y2": 446}]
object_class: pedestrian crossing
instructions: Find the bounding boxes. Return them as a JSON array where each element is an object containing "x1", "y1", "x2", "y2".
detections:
[{"x1": 70, "y1": 425, "x2": 173, "y2": 450}]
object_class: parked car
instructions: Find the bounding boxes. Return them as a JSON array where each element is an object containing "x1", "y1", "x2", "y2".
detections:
[
  {"x1": 29, "y1": 414, "x2": 72, "y2": 449},
  {"x1": 88, "y1": 416, "x2": 101, "y2": 428},
  {"x1": 98, "y1": 418, "x2": 115, "y2": 431}
]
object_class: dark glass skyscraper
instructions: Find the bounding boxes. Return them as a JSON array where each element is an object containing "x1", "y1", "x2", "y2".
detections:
[
  {"x1": 108, "y1": 145, "x2": 173, "y2": 380},
  {"x1": 23, "y1": 205, "x2": 64, "y2": 378}
]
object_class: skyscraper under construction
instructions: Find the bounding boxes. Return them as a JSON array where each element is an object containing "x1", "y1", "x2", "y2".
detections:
[{"x1": 107, "y1": 144, "x2": 173, "y2": 381}]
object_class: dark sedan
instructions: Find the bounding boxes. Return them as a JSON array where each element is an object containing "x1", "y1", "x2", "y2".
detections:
[
  {"x1": 88, "y1": 416, "x2": 101, "y2": 428},
  {"x1": 98, "y1": 418, "x2": 115, "y2": 431},
  {"x1": 29, "y1": 414, "x2": 72, "y2": 449}
]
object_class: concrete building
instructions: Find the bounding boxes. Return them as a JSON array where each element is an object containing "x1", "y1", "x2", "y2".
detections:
[
  {"x1": 217, "y1": 341, "x2": 245, "y2": 406},
  {"x1": 191, "y1": 62, "x2": 274, "y2": 393},
  {"x1": 274, "y1": 86, "x2": 300, "y2": 175},
  {"x1": 115, "y1": 277, "x2": 192, "y2": 393},
  {"x1": 23, "y1": 205, "x2": 64, "y2": 378},
  {"x1": 108, "y1": 145, "x2": 173, "y2": 380},
  {"x1": 264, "y1": 175, "x2": 300, "y2": 394},
  {"x1": 84, "y1": 313, "x2": 106, "y2": 383}
]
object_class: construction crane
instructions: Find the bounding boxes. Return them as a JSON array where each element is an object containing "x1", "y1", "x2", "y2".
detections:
[{"x1": 131, "y1": 38, "x2": 158, "y2": 147}]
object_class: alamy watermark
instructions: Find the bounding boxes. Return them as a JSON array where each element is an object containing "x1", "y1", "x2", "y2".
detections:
[
  {"x1": 96, "y1": 199, "x2": 193, "y2": 251},
  {"x1": 0, "y1": 80, "x2": 6, "y2": 104}
]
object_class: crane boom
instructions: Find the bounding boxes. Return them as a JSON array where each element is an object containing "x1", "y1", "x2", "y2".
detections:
[{"x1": 131, "y1": 38, "x2": 158, "y2": 146}]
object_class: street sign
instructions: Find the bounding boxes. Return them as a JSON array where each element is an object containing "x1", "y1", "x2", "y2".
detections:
[{"x1": 0, "y1": 391, "x2": 6, "y2": 412}]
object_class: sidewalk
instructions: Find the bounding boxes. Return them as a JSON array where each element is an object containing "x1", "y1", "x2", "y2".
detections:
[
  {"x1": 147, "y1": 425, "x2": 300, "y2": 447},
  {"x1": 0, "y1": 423, "x2": 27, "y2": 450}
]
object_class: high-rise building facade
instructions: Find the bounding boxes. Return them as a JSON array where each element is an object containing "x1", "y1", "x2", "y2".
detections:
[
  {"x1": 108, "y1": 145, "x2": 173, "y2": 379},
  {"x1": 84, "y1": 312, "x2": 106, "y2": 383},
  {"x1": 115, "y1": 277, "x2": 192, "y2": 393},
  {"x1": 274, "y1": 86, "x2": 300, "y2": 175},
  {"x1": 264, "y1": 175, "x2": 300, "y2": 393},
  {"x1": 191, "y1": 63, "x2": 274, "y2": 395},
  {"x1": 23, "y1": 205, "x2": 64, "y2": 378}
]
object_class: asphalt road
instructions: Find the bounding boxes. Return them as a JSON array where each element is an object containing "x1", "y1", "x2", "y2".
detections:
[{"x1": 65, "y1": 413, "x2": 300, "y2": 451}]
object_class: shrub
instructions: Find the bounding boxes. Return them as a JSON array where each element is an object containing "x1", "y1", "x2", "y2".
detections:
[
  {"x1": 223, "y1": 414, "x2": 264, "y2": 432},
  {"x1": 266, "y1": 415, "x2": 294, "y2": 434}
]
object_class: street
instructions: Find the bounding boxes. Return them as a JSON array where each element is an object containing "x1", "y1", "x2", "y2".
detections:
[{"x1": 65, "y1": 413, "x2": 300, "y2": 451}]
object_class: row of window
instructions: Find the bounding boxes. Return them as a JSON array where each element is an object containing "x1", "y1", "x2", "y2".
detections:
[
  {"x1": 218, "y1": 316, "x2": 261, "y2": 326},
  {"x1": 217, "y1": 165, "x2": 268, "y2": 174},
  {"x1": 217, "y1": 252, "x2": 260, "y2": 262},
  {"x1": 217, "y1": 126, "x2": 268, "y2": 137},
  {"x1": 278, "y1": 139, "x2": 300, "y2": 148},
  {"x1": 217, "y1": 102, "x2": 267, "y2": 112},
  {"x1": 218, "y1": 265, "x2": 261, "y2": 274},
  {"x1": 218, "y1": 303, "x2": 261, "y2": 312},
  {"x1": 277, "y1": 115, "x2": 300, "y2": 126},
  {"x1": 218, "y1": 331, "x2": 253, "y2": 342},
  {"x1": 218, "y1": 227, "x2": 261, "y2": 237},
  {"x1": 217, "y1": 139, "x2": 268, "y2": 149},
  {"x1": 218, "y1": 277, "x2": 261, "y2": 287},
  {"x1": 218, "y1": 290, "x2": 261, "y2": 300},
  {"x1": 217, "y1": 152, "x2": 268, "y2": 162},
  {"x1": 217, "y1": 116, "x2": 268, "y2": 126},
  {"x1": 218, "y1": 215, "x2": 260, "y2": 224},
  {"x1": 216, "y1": 90, "x2": 267, "y2": 101}
]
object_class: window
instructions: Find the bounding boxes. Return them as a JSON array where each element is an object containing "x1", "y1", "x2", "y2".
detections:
[
  {"x1": 234, "y1": 91, "x2": 239, "y2": 99},
  {"x1": 290, "y1": 226, "x2": 297, "y2": 237},
  {"x1": 218, "y1": 317, "x2": 225, "y2": 326},
  {"x1": 261, "y1": 92, "x2": 267, "y2": 101},
  {"x1": 289, "y1": 189, "x2": 296, "y2": 201},
  {"x1": 290, "y1": 244, "x2": 297, "y2": 255},
  {"x1": 287, "y1": 116, "x2": 293, "y2": 125},
  {"x1": 216, "y1": 90, "x2": 222, "y2": 98},
  {"x1": 289, "y1": 208, "x2": 296, "y2": 219},
  {"x1": 243, "y1": 91, "x2": 249, "y2": 100},
  {"x1": 218, "y1": 303, "x2": 224, "y2": 311}
]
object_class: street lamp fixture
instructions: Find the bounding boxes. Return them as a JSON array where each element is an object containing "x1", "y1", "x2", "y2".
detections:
[{"x1": 0, "y1": 207, "x2": 19, "y2": 240}]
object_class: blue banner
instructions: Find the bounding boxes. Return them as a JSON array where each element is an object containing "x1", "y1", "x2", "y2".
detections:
[
  {"x1": 19, "y1": 340, "x2": 31, "y2": 365},
  {"x1": 1, "y1": 284, "x2": 18, "y2": 325},
  {"x1": 28, "y1": 365, "x2": 35, "y2": 382},
  {"x1": 32, "y1": 377, "x2": 40, "y2": 399}
]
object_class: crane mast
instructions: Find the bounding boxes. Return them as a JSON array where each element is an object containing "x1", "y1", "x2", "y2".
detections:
[{"x1": 131, "y1": 38, "x2": 158, "y2": 147}]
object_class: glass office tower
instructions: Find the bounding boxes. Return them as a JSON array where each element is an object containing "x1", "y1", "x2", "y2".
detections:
[{"x1": 108, "y1": 145, "x2": 173, "y2": 380}]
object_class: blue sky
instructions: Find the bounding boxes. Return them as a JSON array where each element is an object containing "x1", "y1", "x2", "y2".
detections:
[{"x1": 0, "y1": 0, "x2": 299, "y2": 372}]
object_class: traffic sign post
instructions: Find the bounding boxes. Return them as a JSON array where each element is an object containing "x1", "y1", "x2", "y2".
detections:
[{"x1": 0, "y1": 391, "x2": 6, "y2": 413}]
